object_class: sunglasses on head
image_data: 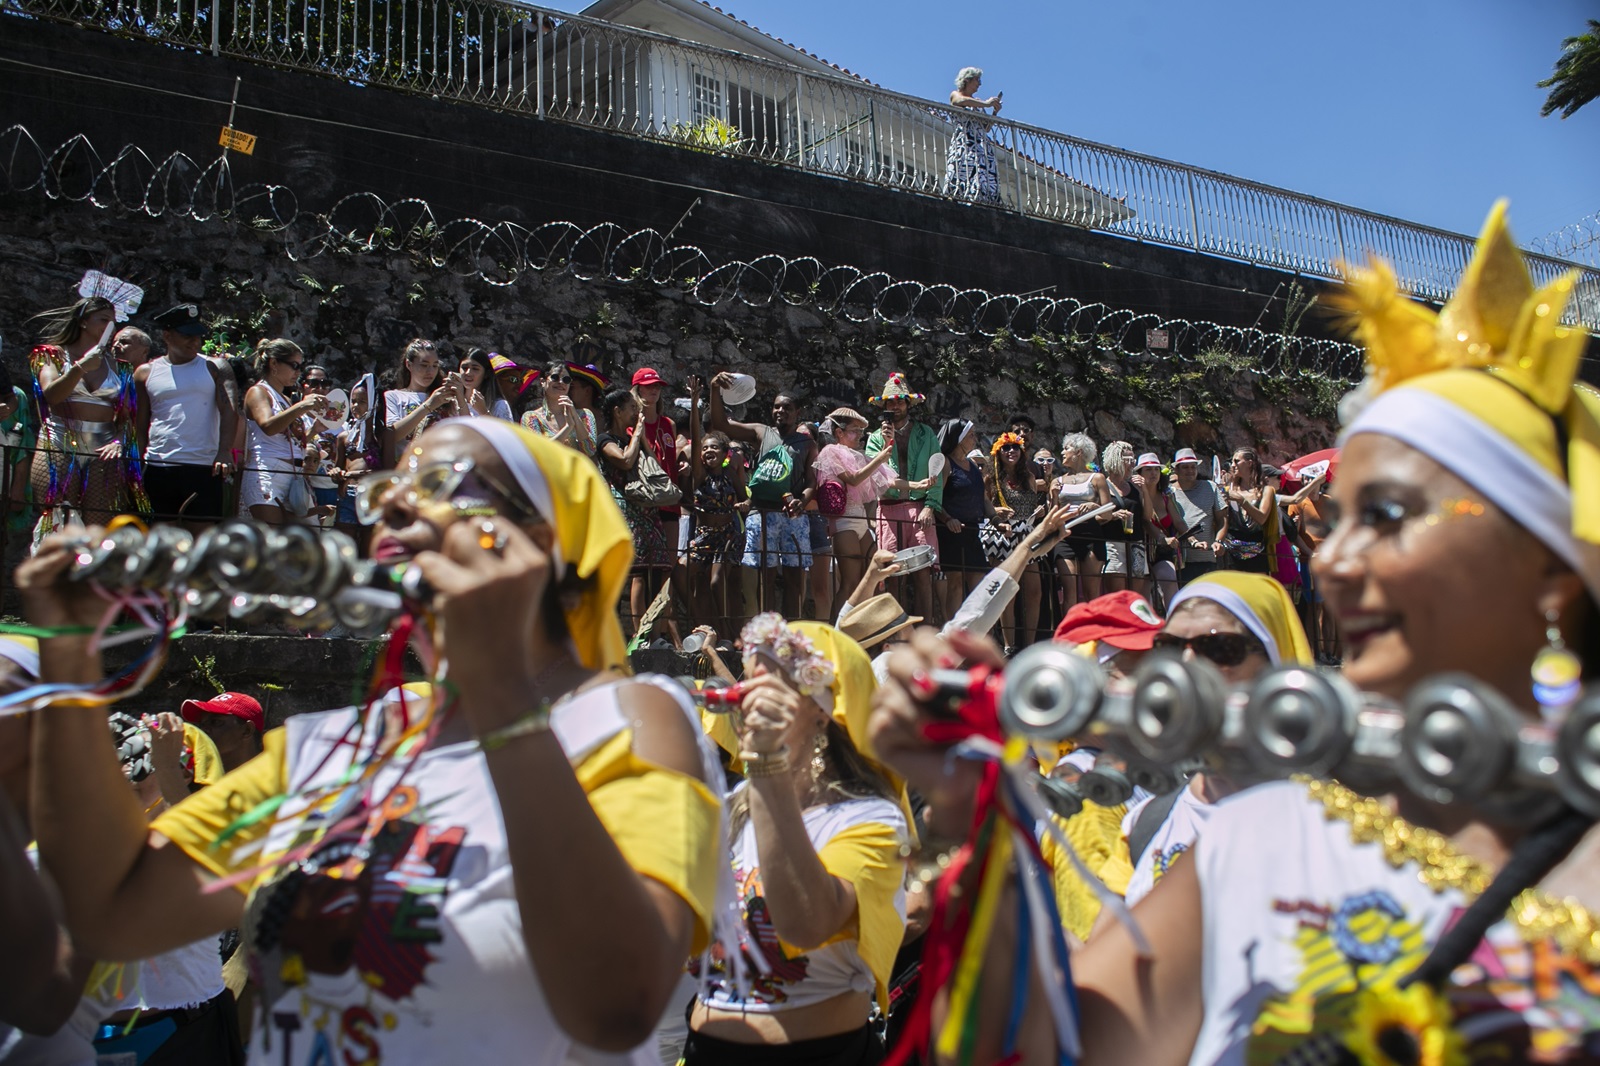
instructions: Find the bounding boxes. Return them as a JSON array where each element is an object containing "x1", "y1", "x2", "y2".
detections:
[
  {"x1": 1150, "y1": 630, "x2": 1264, "y2": 668},
  {"x1": 351, "y1": 457, "x2": 540, "y2": 527}
]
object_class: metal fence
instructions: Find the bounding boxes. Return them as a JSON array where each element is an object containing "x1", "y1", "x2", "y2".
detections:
[{"x1": 6, "y1": 0, "x2": 1599, "y2": 330}]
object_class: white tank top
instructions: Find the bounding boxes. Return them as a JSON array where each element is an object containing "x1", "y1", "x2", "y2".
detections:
[
  {"x1": 246, "y1": 383, "x2": 299, "y2": 468},
  {"x1": 1056, "y1": 475, "x2": 1096, "y2": 502},
  {"x1": 145, "y1": 357, "x2": 220, "y2": 465}
]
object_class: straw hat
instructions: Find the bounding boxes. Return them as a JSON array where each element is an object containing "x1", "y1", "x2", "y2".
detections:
[
  {"x1": 838, "y1": 594, "x2": 924, "y2": 650},
  {"x1": 868, "y1": 372, "x2": 926, "y2": 407}
]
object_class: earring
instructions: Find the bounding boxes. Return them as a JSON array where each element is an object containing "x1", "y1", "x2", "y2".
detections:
[
  {"x1": 1532, "y1": 608, "x2": 1582, "y2": 717},
  {"x1": 811, "y1": 731, "x2": 830, "y2": 781}
]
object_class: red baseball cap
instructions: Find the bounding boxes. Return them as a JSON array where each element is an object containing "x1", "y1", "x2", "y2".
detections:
[
  {"x1": 631, "y1": 367, "x2": 665, "y2": 387},
  {"x1": 1053, "y1": 591, "x2": 1164, "y2": 651},
  {"x1": 180, "y1": 691, "x2": 264, "y2": 733}
]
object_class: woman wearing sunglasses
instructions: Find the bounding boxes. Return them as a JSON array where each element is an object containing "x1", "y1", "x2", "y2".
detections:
[
  {"x1": 1115, "y1": 571, "x2": 1312, "y2": 907},
  {"x1": 869, "y1": 204, "x2": 1600, "y2": 1063},
  {"x1": 521, "y1": 359, "x2": 597, "y2": 457},
  {"x1": 238, "y1": 339, "x2": 327, "y2": 525},
  {"x1": 21, "y1": 419, "x2": 729, "y2": 1066}
]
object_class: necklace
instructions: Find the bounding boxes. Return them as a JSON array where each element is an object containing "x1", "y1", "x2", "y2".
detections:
[{"x1": 1302, "y1": 777, "x2": 1600, "y2": 965}]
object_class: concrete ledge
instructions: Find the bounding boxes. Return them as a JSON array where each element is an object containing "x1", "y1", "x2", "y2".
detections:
[{"x1": 100, "y1": 634, "x2": 725, "y2": 725}]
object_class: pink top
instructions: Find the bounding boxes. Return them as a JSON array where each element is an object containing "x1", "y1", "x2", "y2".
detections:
[{"x1": 814, "y1": 444, "x2": 897, "y2": 517}]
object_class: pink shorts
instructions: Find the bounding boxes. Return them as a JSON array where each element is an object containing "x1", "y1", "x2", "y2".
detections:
[{"x1": 875, "y1": 501, "x2": 940, "y2": 563}]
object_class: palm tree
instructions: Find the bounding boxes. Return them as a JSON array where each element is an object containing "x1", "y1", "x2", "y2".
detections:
[{"x1": 1539, "y1": 19, "x2": 1600, "y2": 119}]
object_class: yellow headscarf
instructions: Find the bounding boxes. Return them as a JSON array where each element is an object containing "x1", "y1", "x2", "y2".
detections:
[
  {"x1": 448, "y1": 418, "x2": 633, "y2": 672},
  {"x1": 1167, "y1": 571, "x2": 1314, "y2": 666},
  {"x1": 1335, "y1": 201, "x2": 1600, "y2": 604}
]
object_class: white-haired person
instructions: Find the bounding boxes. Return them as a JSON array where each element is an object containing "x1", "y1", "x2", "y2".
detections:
[
  {"x1": 1049, "y1": 431, "x2": 1113, "y2": 615},
  {"x1": 945, "y1": 67, "x2": 1003, "y2": 205}
]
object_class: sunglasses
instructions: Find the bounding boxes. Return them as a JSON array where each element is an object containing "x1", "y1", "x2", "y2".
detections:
[
  {"x1": 278, "y1": 358, "x2": 304, "y2": 370},
  {"x1": 1150, "y1": 630, "x2": 1264, "y2": 668},
  {"x1": 546, "y1": 373, "x2": 572, "y2": 384},
  {"x1": 302, "y1": 379, "x2": 330, "y2": 389},
  {"x1": 351, "y1": 457, "x2": 540, "y2": 527}
]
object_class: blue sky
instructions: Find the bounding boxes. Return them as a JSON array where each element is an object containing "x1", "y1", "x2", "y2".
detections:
[{"x1": 555, "y1": 0, "x2": 1598, "y2": 253}]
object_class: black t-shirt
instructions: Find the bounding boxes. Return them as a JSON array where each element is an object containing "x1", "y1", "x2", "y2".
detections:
[{"x1": 596, "y1": 432, "x2": 633, "y2": 488}]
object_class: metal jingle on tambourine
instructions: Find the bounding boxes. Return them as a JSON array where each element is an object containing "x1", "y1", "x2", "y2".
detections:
[
  {"x1": 315, "y1": 529, "x2": 362, "y2": 602},
  {"x1": 1127, "y1": 654, "x2": 1227, "y2": 764},
  {"x1": 181, "y1": 588, "x2": 229, "y2": 619},
  {"x1": 1078, "y1": 765, "x2": 1134, "y2": 807},
  {"x1": 997, "y1": 643, "x2": 1104, "y2": 740},
  {"x1": 1400, "y1": 673, "x2": 1520, "y2": 805},
  {"x1": 264, "y1": 525, "x2": 327, "y2": 598},
  {"x1": 203, "y1": 521, "x2": 272, "y2": 594},
  {"x1": 1242, "y1": 666, "x2": 1359, "y2": 776},
  {"x1": 1555, "y1": 693, "x2": 1600, "y2": 819},
  {"x1": 1033, "y1": 775, "x2": 1084, "y2": 819},
  {"x1": 1128, "y1": 762, "x2": 1186, "y2": 796},
  {"x1": 126, "y1": 525, "x2": 194, "y2": 589},
  {"x1": 69, "y1": 524, "x2": 144, "y2": 585}
]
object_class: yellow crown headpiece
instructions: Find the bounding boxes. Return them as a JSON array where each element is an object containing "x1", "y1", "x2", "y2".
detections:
[
  {"x1": 1335, "y1": 201, "x2": 1600, "y2": 601},
  {"x1": 1333, "y1": 199, "x2": 1588, "y2": 414}
]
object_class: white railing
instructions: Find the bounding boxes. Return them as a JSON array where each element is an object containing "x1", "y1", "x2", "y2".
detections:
[{"x1": 6, "y1": 0, "x2": 1599, "y2": 330}]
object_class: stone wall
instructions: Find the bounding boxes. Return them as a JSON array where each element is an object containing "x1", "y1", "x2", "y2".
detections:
[{"x1": 0, "y1": 193, "x2": 1340, "y2": 464}]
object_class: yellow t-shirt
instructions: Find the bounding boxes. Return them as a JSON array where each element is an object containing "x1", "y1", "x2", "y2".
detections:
[
  {"x1": 1040, "y1": 800, "x2": 1130, "y2": 942},
  {"x1": 151, "y1": 685, "x2": 722, "y2": 1065}
]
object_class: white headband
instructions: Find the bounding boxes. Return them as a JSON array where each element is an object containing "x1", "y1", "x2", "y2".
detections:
[
  {"x1": 1340, "y1": 387, "x2": 1595, "y2": 603},
  {"x1": 444, "y1": 417, "x2": 565, "y2": 578},
  {"x1": 1166, "y1": 584, "x2": 1281, "y2": 665}
]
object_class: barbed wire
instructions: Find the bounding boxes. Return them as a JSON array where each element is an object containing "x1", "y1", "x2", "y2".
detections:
[
  {"x1": 0, "y1": 124, "x2": 1367, "y2": 382},
  {"x1": 1530, "y1": 208, "x2": 1600, "y2": 270}
]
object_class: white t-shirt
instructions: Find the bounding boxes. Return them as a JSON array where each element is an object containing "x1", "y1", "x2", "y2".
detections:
[
  {"x1": 491, "y1": 397, "x2": 514, "y2": 421},
  {"x1": 384, "y1": 388, "x2": 437, "y2": 446},
  {"x1": 1188, "y1": 780, "x2": 1600, "y2": 1065},
  {"x1": 1120, "y1": 782, "x2": 1213, "y2": 907},
  {"x1": 235, "y1": 682, "x2": 689, "y2": 1066},
  {"x1": 698, "y1": 795, "x2": 907, "y2": 1013}
]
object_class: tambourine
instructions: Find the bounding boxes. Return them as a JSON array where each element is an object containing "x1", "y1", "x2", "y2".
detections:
[{"x1": 893, "y1": 544, "x2": 936, "y2": 574}]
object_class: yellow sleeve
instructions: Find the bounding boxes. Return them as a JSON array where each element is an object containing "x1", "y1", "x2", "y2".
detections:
[
  {"x1": 581, "y1": 733, "x2": 721, "y2": 956},
  {"x1": 150, "y1": 728, "x2": 287, "y2": 889},
  {"x1": 1041, "y1": 801, "x2": 1129, "y2": 941},
  {"x1": 816, "y1": 818, "x2": 906, "y2": 1009},
  {"x1": 182, "y1": 723, "x2": 225, "y2": 787}
]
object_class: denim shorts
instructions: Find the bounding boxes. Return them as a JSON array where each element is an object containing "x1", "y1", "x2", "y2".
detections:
[{"x1": 742, "y1": 510, "x2": 813, "y2": 569}]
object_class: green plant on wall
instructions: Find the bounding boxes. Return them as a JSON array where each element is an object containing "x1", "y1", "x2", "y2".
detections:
[{"x1": 191, "y1": 653, "x2": 225, "y2": 696}]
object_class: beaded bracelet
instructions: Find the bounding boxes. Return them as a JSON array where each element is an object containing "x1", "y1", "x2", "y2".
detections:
[
  {"x1": 740, "y1": 747, "x2": 792, "y2": 778},
  {"x1": 477, "y1": 700, "x2": 555, "y2": 753}
]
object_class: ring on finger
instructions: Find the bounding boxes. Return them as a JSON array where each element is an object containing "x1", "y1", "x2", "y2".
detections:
[{"x1": 478, "y1": 520, "x2": 508, "y2": 554}]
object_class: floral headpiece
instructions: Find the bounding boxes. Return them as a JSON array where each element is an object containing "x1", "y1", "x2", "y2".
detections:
[
  {"x1": 740, "y1": 613, "x2": 836, "y2": 698},
  {"x1": 990, "y1": 432, "x2": 1026, "y2": 455}
]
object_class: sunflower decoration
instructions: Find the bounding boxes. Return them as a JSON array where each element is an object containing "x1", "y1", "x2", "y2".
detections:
[{"x1": 1341, "y1": 983, "x2": 1467, "y2": 1066}]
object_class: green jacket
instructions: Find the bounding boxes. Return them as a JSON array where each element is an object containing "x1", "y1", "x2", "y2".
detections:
[{"x1": 866, "y1": 419, "x2": 943, "y2": 511}]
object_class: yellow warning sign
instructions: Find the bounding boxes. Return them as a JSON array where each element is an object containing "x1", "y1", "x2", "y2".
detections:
[{"x1": 218, "y1": 127, "x2": 257, "y2": 155}]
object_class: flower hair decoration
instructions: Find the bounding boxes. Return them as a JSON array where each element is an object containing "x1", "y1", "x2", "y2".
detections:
[{"x1": 740, "y1": 613, "x2": 835, "y2": 698}]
